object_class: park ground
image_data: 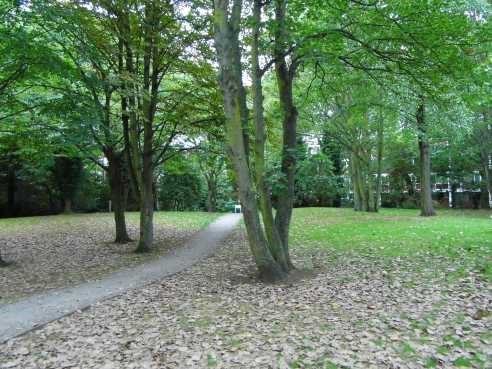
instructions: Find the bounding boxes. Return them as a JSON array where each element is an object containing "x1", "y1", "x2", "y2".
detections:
[
  {"x1": 0, "y1": 212, "x2": 220, "y2": 304},
  {"x1": 1, "y1": 208, "x2": 491, "y2": 368}
]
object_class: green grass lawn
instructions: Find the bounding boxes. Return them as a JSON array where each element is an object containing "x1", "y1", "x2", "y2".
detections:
[{"x1": 291, "y1": 207, "x2": 492, "y2": 281}]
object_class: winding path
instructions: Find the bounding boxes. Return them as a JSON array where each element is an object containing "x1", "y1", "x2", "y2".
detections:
[{"x1": 0, "y1": 213, "x2": 241, "y2": 343}]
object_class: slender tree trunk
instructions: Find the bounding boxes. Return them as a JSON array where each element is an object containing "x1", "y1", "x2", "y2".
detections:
[
  {"x1": 136, "y1": 156, "x2": 154, "y2": 253},
  {"x1": 367, "y1": 173, "x2": 375, "y2": 212},
  {"x1": 213, "y1": 0, "x2": 285, "y2": 282},
  {"x1": 252, "y1": 0, "x2": 289, "y2": 272},
  {"x1": 273, "y1": 0, "x2": 297, "y2": 270},
  {"x1": 106, "y1": 149, "x2": 132, "y2": 243},
  {"x1": 135, "y1": 85, "x2": 155, "y2": 252},
  {"x1": 416, "y1": 99, "x2": 436, "y2": 217},
  {"x1": 351, "y1": 152, "x2": 367, "y2": 211},
  {"x1": 475, "y1": 112, "x2": 491, "y2": 208},
  {"x1": 479, "y1": 172, "x2": 490, "y2": 209},
  {"x1": 207, "y1": 178, "x2": 217, "y2": 212},
  {"x1": 350, "y1": 158, "x2": 361, "y2": 211},
  {"x1": 374, "y1": 117, "x2": 384, "y2": 212}
]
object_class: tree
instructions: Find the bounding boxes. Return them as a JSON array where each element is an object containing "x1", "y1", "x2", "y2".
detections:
[
  {"x1": 416, "y1": 98, "x2": 436, "y2": 216},
  {"x1": 213, "y1": 0, "x2": 289, "y2": 280},
  {"x1": 53, "y1": 153, "x2": 83, "y2": 213},
  {"x1": 197, "y1": 139, "x2": 227, "y2": 212}
]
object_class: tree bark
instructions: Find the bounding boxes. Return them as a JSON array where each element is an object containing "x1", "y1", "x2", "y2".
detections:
[
  {"x1": 416, "y1": 99, "x2": 436, "y2": 217},
  {"x1": 273, "y1": 0, "x2": 297, "y2": 270},
  {"x1": 351, "y1": 151, "x2": 368, "y2": 211},
  {"x1": 479, "y1": 172, "x2": 490, "y2": 209},
  {"x1": 136, "y1": 154, "x2": 154, "y2": 252},
  {"x1": 214, "y1": 0, "x2": 285, "y2": 282},
  {"x1": 252, "y1": 0, "x2": 289, "y2": 272},
  {"x1": 106, "y1": 149, "x2": 132, "y2": 243},
  {"x1": 206, "y1": 178, "x2": 217, "y2": 212},
  {"x1": 475, "y1": 111, "x2": 491, "y2": 208},
  {"x1": 374, "y1": 117, "x2": 384, "y2": 212},
  {"x1": 135, "y1": 58, "x2": 156, "y2": 252},
  {"x1": 366, "y1": 173, "x2": 375, "y2": 212}
]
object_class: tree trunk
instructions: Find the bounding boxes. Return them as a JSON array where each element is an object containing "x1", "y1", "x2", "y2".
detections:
[
  {"x1": 106, "y1": 149, "x2": 132, "y2": 243},
  {"x1": 213, "y1": 0, "x2": 285, "y2": 282},
  {"x1": 479, "y1": 173, "x2": 490, "y2": 209},
  {"x1": 374, "y1": 117, "x2": 384, "y2": 212},
  {"x1": 273, "y1": 0, "x2": 297, "y2": 270},
  {"x1": 135, "y1": 109, "x2": 155, "y2": 253},
  {"x1": 417, "y1": 100, "x2": 436, "y2": 217},
  {"x1": 207, "y1": 178, "x2": 217, "y2": 212},
  {"x1": 252, "y1": 0, "x2": 289, "y2": 272},
  {"x1": 351, "y1": 155, "x2": 360, "y2": 211},
  {"x1": 63, "y1": 197, "x2": 72, "y2": 213},
  {"x1": 135, "y1": 138, "x2": 154, "y2": 252},
  {"x1": 367, "y1": 173, "x2": 375, "y2": 212},
  {"x1": 475, "y1": 112, "x2": 491, "y2": 209},
  {"x1": 351, "y1": 152, "x2": 367, "y2": 211}
]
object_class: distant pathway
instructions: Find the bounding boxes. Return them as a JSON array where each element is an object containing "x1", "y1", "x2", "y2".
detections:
[{"x1": 0, "y1": 213, "x2": 241, "y2": 343}]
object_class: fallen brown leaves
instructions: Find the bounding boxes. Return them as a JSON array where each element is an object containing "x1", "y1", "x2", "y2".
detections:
[
  {"x1": 0, "y1": 229, "x2": 490, "y2": 369},
  {"x1": 0, "y1": 214, "x2": 201, "y2": 304}
]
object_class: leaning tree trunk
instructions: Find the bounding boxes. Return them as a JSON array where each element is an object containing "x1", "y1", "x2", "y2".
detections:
[
  {"x1": 106, "y1": 149, "x2": 132, "y2": 243},
  {"x1": 273, "y1": 0, "x2": 297, "y2": 270},
  {"x1": 214, "y1": 0, "x2": 285, "y2": 282},
  {"x1": 252, "y1": 0, "x2": 289, "y2": 272},
  {"x1": 416, "y1": 100, "x2": 436, "y2": 217}
]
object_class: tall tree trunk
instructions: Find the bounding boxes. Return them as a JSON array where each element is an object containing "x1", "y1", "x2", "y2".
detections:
[
  {"x1": 351, "y1": 154, "x2": 360, "y2": 211},
  {"x1": 136, "y1": 153, "x2": 154, "y2": 253},
  {"x1": 417, "y1": 99, "x2": 436, "y2": 217},
  {"x1": 252, "y1": 0, "x2": 289, "y2": 272},
  {"x1": 475, "y1": 111, "x2": 491, "y2": 208},
  {"x1": 351, "y1": 152, "x2": 367, "y2": 211},
  {"x1": 117, "y1": 26, "x2": 141, "y2": 204},
  {"x1": 273, "y1": 0, "x2": 297, "y2": 270},
  {"x1": 367, "y1": 173, "x2": 375, "y2": 212},
  {"x1": 213, "y1": 0, "x2": 285, "y2": 282},
  {"x1": 135, "y1": 69, "x2": 155, "y2": 252},
  {"x1": 374, "y1": 117, "x2": 384, "y2": 212},
  {"x1": 106, "y1": 149, "x2": 132, "y2": 244}
]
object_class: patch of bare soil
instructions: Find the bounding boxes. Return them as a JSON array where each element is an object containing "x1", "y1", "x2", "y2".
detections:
[
  {"x1": 0, "y1": 230, "x2": 490, "y2": 369},
  {"x1": 0, "y1": 215, "x2": 199, "y2": 304}
]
